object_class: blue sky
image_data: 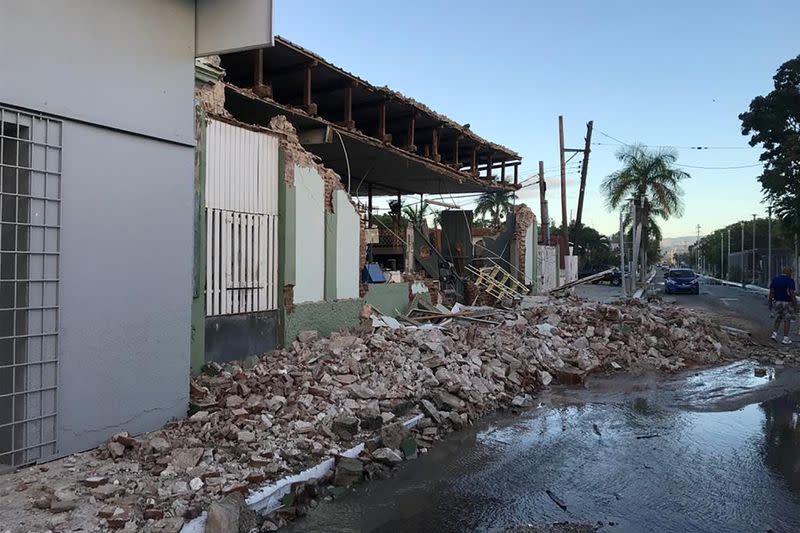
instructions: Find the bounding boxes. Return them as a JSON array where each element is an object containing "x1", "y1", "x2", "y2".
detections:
[{"x1": 274, "y1": 1, "x2": 798, "y2": 238}]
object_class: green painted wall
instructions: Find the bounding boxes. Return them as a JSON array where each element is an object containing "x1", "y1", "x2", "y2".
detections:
[
  {"x1": 190, "y1": 108, "x2": 207, "y2": 374},
  {"x1": 277, "y1": 150, "x2": 289, "y2": 347},
  {"x1": 364, "y1": 283, "x2": 413, "y2": 316},
  {"x1": 324, "y1": 211, "x2": 337, "y2": 301},
  {"x1": 283, "y1": 299, "x2": 365, "y2": 343}
]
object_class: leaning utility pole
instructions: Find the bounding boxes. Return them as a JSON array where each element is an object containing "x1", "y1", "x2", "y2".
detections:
[
  {"x1": 619, "y1": 207, "x2": 626, "y2": 297},
  {"x1": 752, "y1": 214, "x2": 757, "y2": 285},
  {"x1": 572, "y1": 121, "x2": 594, "y2": 253},
  {"x1": 696, "y1": 224, "x2": 701, "y2": 269},
  {"x1": 538, "y1": 160, "x2": 547, "y2": 243},
  {"x1": 558, "y1": 116, "x2": 568, "y2": 260},
  {"x1": 630, "y1": 201, "x2": 640, "y2": 291}
]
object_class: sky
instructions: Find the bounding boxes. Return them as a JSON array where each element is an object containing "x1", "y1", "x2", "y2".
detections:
[{"x1": 274, "y1": 1, "x2": 798, "y2": 239}]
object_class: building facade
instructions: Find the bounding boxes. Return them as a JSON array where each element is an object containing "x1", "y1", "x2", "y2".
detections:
[{"x1": 0, "y1": 0, "x2": 272, "y2": 467}]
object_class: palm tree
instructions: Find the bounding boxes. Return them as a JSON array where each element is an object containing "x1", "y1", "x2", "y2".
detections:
[
  {"x1": 602, "y1": 144, "x2": 689, "y2": 279},
  {"x1": 402, "y1": 202, "x2": 431, "y2": 228},
  {"x1": 474, "y1": 191, "x2": 517, "y2": 226}
]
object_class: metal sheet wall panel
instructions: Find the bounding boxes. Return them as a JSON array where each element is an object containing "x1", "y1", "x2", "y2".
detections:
[
  {"x1": 205, "y1": 119, "x2": 279, "y2": 316},
  {"x1": 206, "y1": 120, "x2": 279, "y2": 216}
]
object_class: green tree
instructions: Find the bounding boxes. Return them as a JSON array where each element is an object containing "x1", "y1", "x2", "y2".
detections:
[
  {"x1": 602, "y1": 144, "x2": 690, "y2": 278},
  {"x1": 402, "y1": 202, "x2": 431, "y2": 228},
  {"x1": 739, "y1": 55, "x2": 800, "y2": 235},
  {"x1": 474, "y1": 190, "x2": 517, "y2": 226},
  {"x1": 570, "y1": 222, "x2": 619, "y2": 267}
]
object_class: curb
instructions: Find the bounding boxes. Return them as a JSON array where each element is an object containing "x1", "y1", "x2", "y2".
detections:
[
  {"x1": 701, "y1": 275, "x2": 769, "y2": 295},
  {"x1": 181, "y1": 414, "x2": 424, "y2": 532}
]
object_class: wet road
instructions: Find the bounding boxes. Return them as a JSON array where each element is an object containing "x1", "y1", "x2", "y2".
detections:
[
  {"x1": 286, "y1": 362, "x2": 800, "y2": 533},
  {"x1": 655, "y1": 272, "x2": 779, "y2": 342}
]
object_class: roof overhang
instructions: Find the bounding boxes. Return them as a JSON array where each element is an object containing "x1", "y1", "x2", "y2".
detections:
[
  {"x1": 225, "y1": 85, "x2": 519, "y2": 195},
  {"x1": 216, "y1": 36, "x2": 522, "y2": 196}
]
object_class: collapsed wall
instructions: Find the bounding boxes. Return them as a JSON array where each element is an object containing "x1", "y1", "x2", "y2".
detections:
[
  {"x1": 268, "y1": 115, "x2": 368, "y2": 342},
  {"x1": 512, "y1": 204, "x2": 536, "y2": 284}
]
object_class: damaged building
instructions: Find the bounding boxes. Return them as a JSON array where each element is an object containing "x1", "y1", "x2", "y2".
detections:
[{"x1": 193, "y1": 37, "x2": 538, "y2": 370}]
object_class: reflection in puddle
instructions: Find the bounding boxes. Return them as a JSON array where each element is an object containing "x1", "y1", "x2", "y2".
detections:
[
  {"x1": 286, "y1": 365, "x2": 800, "y2": 533},
  {"x1": 760, "y1": 391, "x2": 800, "y2": 492}
]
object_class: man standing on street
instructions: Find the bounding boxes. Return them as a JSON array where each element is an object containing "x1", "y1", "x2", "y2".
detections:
[{"x1": 769, "y1": 266, "x2": 797, "y2": 344}]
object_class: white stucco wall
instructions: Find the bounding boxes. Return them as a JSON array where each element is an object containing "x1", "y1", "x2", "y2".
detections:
[
  {"x1": 538, "y1": 245, "x2": 559, "y2": 292},
  {"x1": 333, "y1": 190, "x2": 360, "y2": 299},
  {"x1": 293, "y1": 165, "x2": 325, "y2": 303}
]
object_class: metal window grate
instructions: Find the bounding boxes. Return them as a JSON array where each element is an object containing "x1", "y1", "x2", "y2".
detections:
[{"x1": 0, "y1": 106, "x2": 61, "y2": 469}]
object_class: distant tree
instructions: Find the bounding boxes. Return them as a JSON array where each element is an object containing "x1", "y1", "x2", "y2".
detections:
[
  {"x1": 402, "y1": 202, "x2": 431, "y2": 228},
  {"x1": 602, "y1": 144, "x2": 690, "y2": 279},
  {"x1": 569, "y1": 221, "x2": 618, "y2": 267},
  {"x1": 739, "y1": 55, "x2": 800, "y2": 235},
  {"x1": 474, "y1": 191, "x2": 517, "y2": 226}
]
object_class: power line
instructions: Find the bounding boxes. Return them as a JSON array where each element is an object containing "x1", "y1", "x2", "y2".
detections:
[
  {"x1": 596, "y1": 129, "x2": 630, "y2": 146},
  {"x1": 594, "y1": 127, "x2": 762, "y2": 169},
  {"x1": 593, "y1": 141, "x2": 758, "y2": 151},
  {"x1": 594, "y1": 128, "x2": 759, "y2": 151},
  {"x1": 674, "y1": 162, "x2": 762, "y2": 170}
]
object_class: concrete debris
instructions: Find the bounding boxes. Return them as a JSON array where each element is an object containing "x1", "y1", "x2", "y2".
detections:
[
  {"x1": 206, "y1": 492, "x2": 256, "y2": 533},
  {"x1": 0, "y1": 296, "x2": 757, "y2": 532},
  {"x1": 512, "y1": 394, "x2": 534, "y2": 408},
  {"x1": 371, "y1": 447, "x2": 403, "y2": 466},
  {"x1": 332, "y1": 456, "x2": 364, "y2": 487}
]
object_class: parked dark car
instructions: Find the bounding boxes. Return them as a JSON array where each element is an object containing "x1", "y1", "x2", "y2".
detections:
[
  {"x1": 664, "y1": 268, "x2": 700, "y2": 294},
  {"x1": 579, "y1": 265, "x2": 622, "y2": 286}
]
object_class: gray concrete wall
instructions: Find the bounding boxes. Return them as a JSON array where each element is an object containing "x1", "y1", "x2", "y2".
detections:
[
  {"x1": 0, "y1": 0, "x2": 195, "y2": 145},
  {"x1": 57, "y1": 122, "x2": 193, "y2": 454}
]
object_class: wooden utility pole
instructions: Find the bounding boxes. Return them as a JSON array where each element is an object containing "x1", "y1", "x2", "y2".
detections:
[
  {"x1": 538, "y1": 160, "x2": 547, "y2": 243},
  {"x1": 572, "y1": 121, "x2": 593, "y2": 252},
  {"x1": 558, "y1": 116, "x2": 568, "y2": 260}
]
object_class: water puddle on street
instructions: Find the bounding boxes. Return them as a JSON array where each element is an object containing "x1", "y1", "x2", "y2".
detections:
[{"x1": 285, "y1": 362, "x2": 800, "y2": 533}]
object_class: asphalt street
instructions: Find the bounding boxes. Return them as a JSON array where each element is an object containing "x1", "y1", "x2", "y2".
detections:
[
  {"x1": 576, "y1": 270, "x2": 795, "y2": 350},
  {"x1": 653, "y1": 271, "x2": 787, "y2": 344}
]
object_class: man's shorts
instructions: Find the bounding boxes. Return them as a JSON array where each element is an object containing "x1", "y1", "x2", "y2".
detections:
[{"x1": 773, "y1": 301, "x2": 796, "y2": 321}]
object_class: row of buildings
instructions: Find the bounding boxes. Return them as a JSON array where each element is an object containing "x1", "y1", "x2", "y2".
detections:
[{"x1": 0, "y1": 0, "x2": 540, "y2": 469}]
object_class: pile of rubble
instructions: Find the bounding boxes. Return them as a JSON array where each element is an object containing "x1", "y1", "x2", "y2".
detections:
[{"x1": 1, "y1": 297, "x2": 750, "y2": 532}]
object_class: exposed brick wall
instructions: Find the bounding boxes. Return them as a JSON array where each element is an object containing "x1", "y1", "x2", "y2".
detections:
[{"x1": 513, "y1": 204, "x2": 536, "y2": 283}]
